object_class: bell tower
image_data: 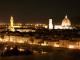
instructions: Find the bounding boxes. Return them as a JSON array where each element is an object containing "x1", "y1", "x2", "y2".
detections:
[
  {"x1": 9, "y1": 16, "x2": 15, "y2": 31},
  {"x1": 49, "y1": 19, "x2": 53, "y2": 29}
]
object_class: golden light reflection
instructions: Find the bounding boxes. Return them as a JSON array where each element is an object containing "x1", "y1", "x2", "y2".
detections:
[
  {"x1": 18, "y1": 48, "x2": 25, "y2": 52},
  {"x1": 41, "y1": 43, "x2": 47, "y2": 46},
  {"x1": 68, "y1": 45, "x2": 75, "y2": 49},
  {"x1": 17, "y1": 40, "x2": 24, "y2": 43},
  {"x1": 44, "y1": 25, "x2": 48, "y2": 28},
  {"x1": 4, "y1": 47, "x2": 7, "y2": 50},
  {"x1": 41, "y1": 41, "x2": 47, "y2": 46},
  {"x1": 53, "y1": 43, "x2": 59, "y2": 47},
  {"x1": 10, "y1": 47, "x2": 13, "y2": 50}
]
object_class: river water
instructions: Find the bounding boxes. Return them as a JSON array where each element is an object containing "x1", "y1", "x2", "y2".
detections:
[{"x1": 0, "y1": 51, "x2": 80, "y2": 60}]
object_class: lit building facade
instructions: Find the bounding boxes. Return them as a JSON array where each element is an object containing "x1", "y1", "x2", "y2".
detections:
[
  {"x1": 9, "y1": 16, "x2": 15, "y2": 31},
  {"x1": 54, "y1": 15, "x2": 73, "y2": 29},
  {"x1": 61, "y1": 15, "x2": 71, "y2": 27},
  {"x1": 49, "y1": 19, "x2": 53, "y2": 29}
]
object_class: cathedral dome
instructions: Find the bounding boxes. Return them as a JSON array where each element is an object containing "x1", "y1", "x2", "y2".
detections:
[{"x1": 61, "y1": 15, "x2": 71, "y2": 27}]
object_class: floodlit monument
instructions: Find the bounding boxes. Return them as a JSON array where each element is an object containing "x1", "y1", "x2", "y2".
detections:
[
  {"x1": 9, "y1": 16, "x2": 15, "y2": 31},
  {"x1": 61, "y1": 15, "x2": 71, "y2": 27},
  {"x1": 49, "y1": 19, "x2": 53, "y2": 29},
  {"x1": 54, "y1": 15, "x2": 72, "y2": 29}
]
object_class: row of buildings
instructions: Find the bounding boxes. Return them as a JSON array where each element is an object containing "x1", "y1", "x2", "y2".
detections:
[
  {"x1": 0, "y1": 15, "x2": 78, "y2": 32},
  {"x1": 49, "y1": 15, "x2": 73, "y2": 29}
]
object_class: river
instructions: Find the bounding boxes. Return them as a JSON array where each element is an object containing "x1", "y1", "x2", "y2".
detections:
[{"x1": 0, "y1": 49, "x2": 80, "y2": 60}]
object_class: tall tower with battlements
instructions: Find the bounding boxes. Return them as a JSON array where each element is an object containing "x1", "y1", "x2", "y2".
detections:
[{"x1": 9, "y1": 16, "x2": 15, "y2": 31}]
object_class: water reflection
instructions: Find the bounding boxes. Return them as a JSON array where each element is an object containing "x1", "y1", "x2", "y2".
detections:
[{"x1": 0, "y1": 49, "x2": 80, "y2": 60}]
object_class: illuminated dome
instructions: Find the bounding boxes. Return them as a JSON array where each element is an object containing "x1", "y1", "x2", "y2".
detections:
[{"x1": 61, "y1": 15, "x2": 71, "y2": 27}]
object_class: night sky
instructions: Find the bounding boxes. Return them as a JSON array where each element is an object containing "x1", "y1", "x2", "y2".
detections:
[{"x1": 0, "y1": 0, "x2": 80, "y2": 24}]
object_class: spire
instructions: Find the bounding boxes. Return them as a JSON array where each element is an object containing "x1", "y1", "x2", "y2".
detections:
[{"x1": 11, "y1": 16, "x2": 13, "y2": 20}]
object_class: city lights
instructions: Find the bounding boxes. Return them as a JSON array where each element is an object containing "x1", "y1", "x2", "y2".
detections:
[
  {"x1": 53, "y1": 43, "x2": 60, "y2": 47},
  {"x1": 4, "y1": 47, "x2": 7, "y2": 50},
  {"x1": 0, "y1": 15, "x2": 79, "y2": 58},
  {"x1": 0, "y1": 0, "x2": 79, "y2": 60},
  {"x1": 18, "y1": 48, "x2": 25, "y2": 52},
  {"x1": 68, "y1": 45, "x2": 75, "y2": 49},
  {"x1": 10, "y1": 47, "x2": 13, "y2": 50}
]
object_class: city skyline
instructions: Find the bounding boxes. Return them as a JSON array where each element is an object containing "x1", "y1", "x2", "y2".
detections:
[
  {"x1": 0, "y1": 0, "x2": 80, "y2": 59},
  {"x1": 0, "y1": 15, "x2": 79, "y2": 25},
  {"x1": 0, "y1": 0, "x2": 79, "y2": 24}
]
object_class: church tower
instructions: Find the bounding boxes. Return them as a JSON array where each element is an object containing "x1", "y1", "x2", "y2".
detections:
[{"x1": 49, "y1": 19, "x2": 53, "y2": 29}]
